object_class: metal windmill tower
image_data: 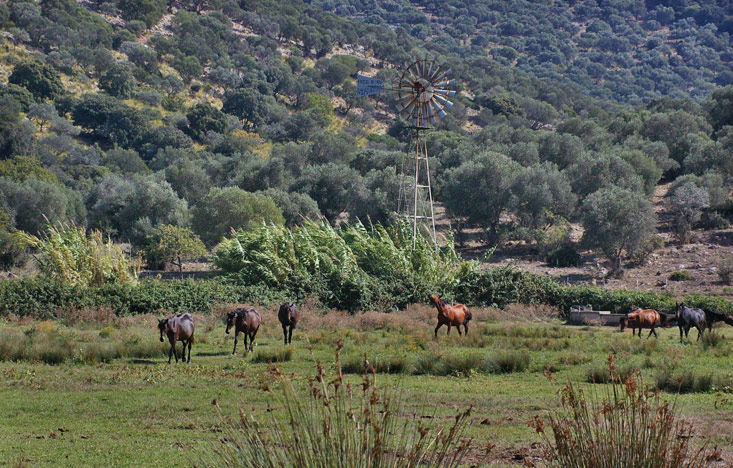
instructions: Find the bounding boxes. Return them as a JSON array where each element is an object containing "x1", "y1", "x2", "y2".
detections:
[{"x1": 357, "y1": 57, "x2": 455, "y2": 246}]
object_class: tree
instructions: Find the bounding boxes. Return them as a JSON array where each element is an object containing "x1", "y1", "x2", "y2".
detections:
[
  {"x1": 192, "y1": 187, "x2": 284, "y2": 246},
  {"x1": 668, "y1": 182, "x2": 709, "y2": 243},
  {"x1": 86, "y1": 174, "x2": 190, "y2": 246},
  {"x1": 512, "y1": 162, "x2": 576, "y2": 231},
  {"x1": 292, "y1": 164, "x2": 358, "y2": 224},
  {"x1": 144, "y1": 225, "x2": 207, "y2": 271},
  {"x1": 442, "y1": 152, "x2": 521, "y2": 243},
  {"x1": 9, "y1": 60, "x2": 64, "y2": 101},
  {"x1": 116, "y1": 0, "x2": 167, "y2": 27},
  {"x1": 581, "y1": 186, "x2": 656, "y2": 274},
  {"x1": 257, "y1": 188, "x2": 321, "y2": 227},
  {"x1": 0, "y1": 84, "x2": 35, "y2": 111},
  {"x1": 186, "y1": 102, "x2": 227, "y2": 139},
  {"x1": 172, "y1": 55, "x2": 203, "y2": 83},
  {"x1": 99, "y1": 65, "x2": 136, "y2": 98},
  {"x1": 0, "y1": 155, "x2": 59, "y2": 185},
  {"x1": 0, "y1": 178, "x2": 86, "y2": 235},
  {"x1": 707, "y1": 85, "x2": 733, "y2": 131},
  {"x1": 222, "y1": 88, "x2": 268, "y2": 130}
]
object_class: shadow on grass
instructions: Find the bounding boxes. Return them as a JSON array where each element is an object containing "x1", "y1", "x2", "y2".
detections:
[
  {"x1": 131, "y1": 359, "x2": 158, "y2": 365},
  {"x1": 196, "y1": 351, "x2": 231, "y2": 357}
]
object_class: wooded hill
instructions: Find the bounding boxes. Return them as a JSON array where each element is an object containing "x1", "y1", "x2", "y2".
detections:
[{"x1": 0, "y1": 0, "x2": 731, "y2": 273}]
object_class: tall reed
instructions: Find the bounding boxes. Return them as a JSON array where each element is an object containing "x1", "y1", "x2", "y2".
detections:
[
  {"x1": 532, "y1": 356, "x2": 712, "y2": 468},
  {"x1": 16, "y1": 223, "x2": 140, "y2": 287}
]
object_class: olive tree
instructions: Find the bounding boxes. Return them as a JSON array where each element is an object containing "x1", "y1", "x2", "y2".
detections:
[
  {"x1": 581, "y1": 185, "x2": 656, "y2": 274},
  {"x1": 668, "y1": 182, "x2": 709, "y2": 243}
]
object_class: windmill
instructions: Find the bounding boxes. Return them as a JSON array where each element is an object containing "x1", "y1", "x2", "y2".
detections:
[{"x1": 357, "y1": 57, "x2": 456, "y2": 246}]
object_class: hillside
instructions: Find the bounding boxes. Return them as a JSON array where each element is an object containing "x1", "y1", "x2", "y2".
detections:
[{"x1": 0, "y1": 0, "x2": 732, "y2": 283}]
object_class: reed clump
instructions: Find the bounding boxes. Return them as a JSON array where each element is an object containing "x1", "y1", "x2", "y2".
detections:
[
  {"x1": 204, "y1": 341, "x2": 479, "y2": 468},
  {"x1": 533, "y1": 355, "x2": 713, "y2": 468}
]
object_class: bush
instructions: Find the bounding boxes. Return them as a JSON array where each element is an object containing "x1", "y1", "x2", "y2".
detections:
[
  {"x1": 668, "y1": 271, "x2": 692, "y2": 281},
  {"x1": 534, "y1": 360, "x2": 711, "y2": 468},
  {"x1": 718, "y1": 257, "x2": 733, "y2": 285},
  {"x1": 342, "y1": 355, "x2": 406, "y2": 374},
  {"x1": 546, "y1": 246, "x2": 582, "y2": 267}
]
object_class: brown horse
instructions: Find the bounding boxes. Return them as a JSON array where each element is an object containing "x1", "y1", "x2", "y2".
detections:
[
  {"x1": 226, "y1": 307, "x2": 262, "y2": 354},
  {"x1": 158, "y1": 313, "x2": 195, "y2": 364},
  {"x1": 619, "y1": 307, "x2": 670, "y2": 339},
  {"x1": 278, "y1": 302, "x2": 300, "y2": 345},
  {"x1": 429, "y1": 293, "x2": 472, "y2": 338}
]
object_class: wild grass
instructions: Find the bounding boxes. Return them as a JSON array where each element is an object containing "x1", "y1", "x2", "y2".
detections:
[
  {"x1": 485, "y1": 350, "x2": 531, "y2": 374},
  {"x1": 655, "y1": 368, "x2": 716, "y2": 394},
  {"x1": 534, "y1": 357, "x2": 712, "y2": 468},
  {"x1": 203, "y1": 343, "x2": 478, "y2": 468}
]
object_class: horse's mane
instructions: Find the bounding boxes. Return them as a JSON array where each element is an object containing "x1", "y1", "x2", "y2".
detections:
[{"x1": 440, "y1": 299, "x2": 447, "y2": 307}]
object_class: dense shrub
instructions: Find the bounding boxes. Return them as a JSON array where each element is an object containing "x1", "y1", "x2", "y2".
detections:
[
  {"x1": 669, "y1": 270, "x2": 693, "y2": 281},
  {"x1": 546, "y1": 246, "x2": 582, "y2": 267}
]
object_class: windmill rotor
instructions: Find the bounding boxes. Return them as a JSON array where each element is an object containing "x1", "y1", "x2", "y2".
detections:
[{"x1": 396, "y1": 57, "x2": 455, "y2": 127}]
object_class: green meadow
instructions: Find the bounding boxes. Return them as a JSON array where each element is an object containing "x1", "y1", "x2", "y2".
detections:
[{"x1": 2, "y1": 304, "x2": 732, "y2": 467}]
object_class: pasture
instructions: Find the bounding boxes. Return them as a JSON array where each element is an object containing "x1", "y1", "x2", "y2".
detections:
[{"x1": 1, "y1": 303, "x2": 733, "y2": 467}]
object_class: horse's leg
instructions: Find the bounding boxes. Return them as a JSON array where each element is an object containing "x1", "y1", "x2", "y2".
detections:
[
  {"x1": 232, "y1": 331, "x2": 238, "y2": 355},
  {"x1": 187, "y1": 340, "x2": 192, "y2": 363},
  {"x1": 434, "y1": 323, "x2": 442, "y2": 339},
  {"x1": 697, "y1": 326, "x2": 703, "y2": 342},
  {"x1": 457, "y1": 323, "x2": 462, "y2": 336},
  {"x1": 282, "y1": 325, "x2": 288, "y2": 345},
  {"x1": 249, "y1": 330, "x2": 257, "y2": 352},
  {"x1": 242, "y1": 333, "x2": 248, "y2": 354},
  {"x1": 446, "y1": 323, "x2": 451, "y2": 336},
  {"x1": 464, "y1": 322, "x2": 469, "y2": 336},
  {"x1": 168, "y1": 342, "x2": 174, "y2": 364},
  {"x1": 288, "y1": 325, "x2": 294, "y2": 345},
  {"x1": 679, "y1": 325, "x2": 683, "y2": 343}
]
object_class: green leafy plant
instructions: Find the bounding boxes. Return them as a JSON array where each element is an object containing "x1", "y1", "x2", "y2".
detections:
[{"x1": 669, "y1": 271, "x2": 692, "y2": 282}]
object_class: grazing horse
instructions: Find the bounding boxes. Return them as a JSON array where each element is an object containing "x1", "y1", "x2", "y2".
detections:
[
  {"x1": 158, "y1": 313, "x2": 195, "y2": 364},
  {"x1": 703, "y1": 309, "x2": 733, "y2": 334},
  {"x1": 429, "y1": 293, "x2": 472, "y2": 338},
  {"x1": 676, "y1": 302, "x2": 707, "y2": 343},
  {"x1": 226, "y1": 307, "x2": 262, "y2": 354},
  {"x1": 278, "y1": 302, "x2": 300, "y2": 345},
  {"x1": 619, "y1": 307, "x2": 669, "y2": 339}
]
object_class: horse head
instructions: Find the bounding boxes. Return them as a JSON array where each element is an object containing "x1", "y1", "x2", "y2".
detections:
[
  {"x1": 225, "y1": 310, "x2": 238, "y2": 334},
  {"x1": 158, "y1": 318, "x2": 169, "y2": 342},
  {"x1": 428, "y1": 294, "x2": 441, "y2": 307}
]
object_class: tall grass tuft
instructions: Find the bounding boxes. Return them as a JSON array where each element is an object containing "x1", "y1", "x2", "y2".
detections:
[
  {"x1": 251, "y1": 347, "x2": 293, "y2": 364},
  {"x1": 533, "y1": 356, "x2": 711, "y2": 468},
  {"x1": 16, "y1": 223, "x2": 141, "y2": 287},
  {"x1": 203, "y1": 342, "x2": 478, "y2": 468},
  {"x1": 485, "y1": 350, "x2": 530, "y2": 374}
]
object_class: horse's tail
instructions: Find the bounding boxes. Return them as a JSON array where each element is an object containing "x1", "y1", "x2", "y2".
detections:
[{"x1": 465, "y1": 308, "x2": 472, "y2": 322}]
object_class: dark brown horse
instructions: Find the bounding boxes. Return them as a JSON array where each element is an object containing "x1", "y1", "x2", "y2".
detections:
[
  {"x1": 620, "y1": 307, "x2": 670, "y2": 339},
  {"x1": 158, "y1": 313, "x2": 195, "y2": 364},
  {"x1": 429, "y1": 293, "x2": 472, "y2": 338},
  {"x1": 278, "y1": 302, "x2": 300, "y2": 345},
  {"x1": 226, "y1": 307, "x2": 262, "y2": 354},
  {"x1": 703, "y1": 308, "x2": 733, "y2": 334}
]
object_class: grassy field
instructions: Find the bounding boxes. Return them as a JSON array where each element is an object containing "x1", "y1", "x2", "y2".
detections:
[{"x1": 1, "y1": 304, "x2": 733, "y2": 467}]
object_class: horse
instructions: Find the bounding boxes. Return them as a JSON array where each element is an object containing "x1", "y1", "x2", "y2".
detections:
[
  {"x1": 676, "y1": 302, "x2": 707, "y2": 343},
  {"x1": 158, "y1": 313, "x2": 195, "y2": 364},
  {"x1": 619, "y1": 307, "x2": 669, "y2": 339},
  {"x1": 703, "y1": 308, "x2": 733, "y2": 334},
  {"x1": 429, "y1": 293, "x2": 472, "y2": 338},
  {"x1": 278, "y1": 302, "x2": 300, "y2": 345},
  {"x1": 226, "y1": 307, "x2": 262, "y2": 354}
]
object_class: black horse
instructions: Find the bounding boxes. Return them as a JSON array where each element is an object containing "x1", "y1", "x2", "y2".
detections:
[
  {"x1": 676, "y1": 302, "x2": 707, "y2": 343},
  {"x1": 703, "y1": 308, "x2": 733, "y2": 333}
]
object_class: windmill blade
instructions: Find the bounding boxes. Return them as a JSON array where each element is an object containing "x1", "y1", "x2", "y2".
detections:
[
  {"x1": 434, "y1": 89, "x2": 456, "y2": 98},
  {"x1": 434, "y1": 95, "x2": 454, "y2": 108}
]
